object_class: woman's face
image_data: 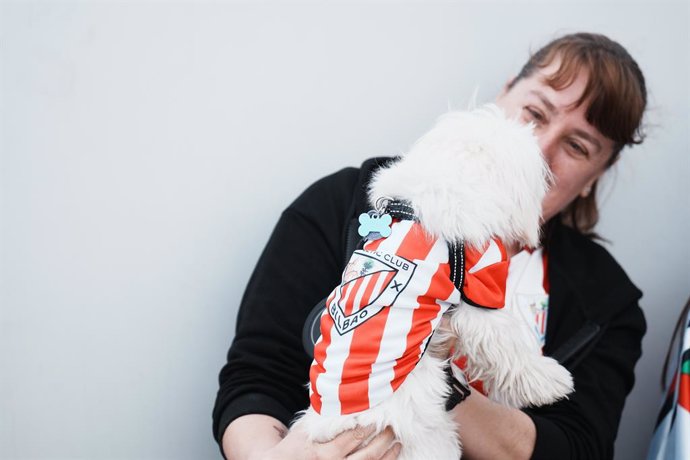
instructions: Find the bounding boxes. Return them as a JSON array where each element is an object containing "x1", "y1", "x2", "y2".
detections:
[{"x1": 495, "y1": 59, "x2": 616, "y2": 222}]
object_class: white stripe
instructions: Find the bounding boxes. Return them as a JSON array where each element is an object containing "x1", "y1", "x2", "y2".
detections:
[
  {"x1": 340, "y1": 278, "x2": 358, "y2": 313},
  {"x1": 418, "y1": 237, "x2": 460, "y2": 356},
  {"x1": 352, "y1": 275, "x2": 372, "y2": 312},
  {"x1": 368, "y1": 230, "x2": 456, "y2": 406},
  {"x1": 315, "y1": 283, "x2": 350, "y2": 415},
  {"x1": 368, "y1": 269, "x2": 391, "y2": 306},
  {"x1": 317, "y1": 220, "x2": 412, "y2": 415},
  {"x1": 368, "y1": 302, "x2": 415, "y2": 406},
  {"x1": 468, "y1": 239, "x2": 502, "y2": 274},
  {"x1": 365, "y1": 221, "x2": 417, "y2": 407}
]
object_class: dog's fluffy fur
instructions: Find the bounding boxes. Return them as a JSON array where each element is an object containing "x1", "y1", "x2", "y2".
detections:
[{"x1": 292, "y1": 104, "x2": 574, "y2": 459}]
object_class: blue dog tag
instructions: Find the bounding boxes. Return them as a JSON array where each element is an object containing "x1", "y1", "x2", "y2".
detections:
[{"x1": 357, "y1": 211, "x2": 392, "y2": 240}]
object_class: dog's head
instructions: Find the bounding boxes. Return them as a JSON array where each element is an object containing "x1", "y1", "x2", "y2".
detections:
[{"x1": 367, "y1": 104, "x2": 551, "y2": 248}]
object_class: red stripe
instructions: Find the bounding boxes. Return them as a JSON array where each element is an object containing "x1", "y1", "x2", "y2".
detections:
[
  {"x1": 395, "y1": 222, "x2": 436, "y2": 260},
  {"x1": 537, "y1": 312, "x2": 543, "y2": 333},
  {"x1": 379, "y1": 271, "x2": 396, "y2": 298},
  {"x1": 340, "y1": 281, "x2": 352, "y2": 307},
  {"x1": 338, "y1": 306, "x2": 392, "y2": 413},
  {"x1": 309, "y1": 291, "x2": 336, "y2": 413},
  {"x1": 359, "y1": 271, "x2": 382, "y2": 308},
  {"x1": 337, "y1": 223, "x2": 425, "y2": 413},
  {"x1": 542, "y1": 249, "x2": 550, "y2": 293},
  {"x1": 344, "y1": 277, "x2": 365, "y2": 315},
  {"x1": 452, "y1": 355, "x2": 486, "y2": 393},
  {"x1": 463, "y1": 241, "x2": 508, "y2": 309},
  {"x1": 391, "y1": 263, "x2": 454, "y2": 390},
  {"x1": 311, "y1": 235, "x2": 388, "y2": 414}
]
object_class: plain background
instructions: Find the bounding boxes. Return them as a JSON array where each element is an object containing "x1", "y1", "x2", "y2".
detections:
[{"x1": 1, "y1": 1, "x2": 688, "y2": 459}]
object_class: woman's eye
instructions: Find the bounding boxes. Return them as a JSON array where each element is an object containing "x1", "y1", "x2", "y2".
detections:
[
  {"x1": 523, "y1": 107, "x2": 544, "y2": 122},
  {"x1": 568, "y1": 140, "x2": 589, "y2": 157}
]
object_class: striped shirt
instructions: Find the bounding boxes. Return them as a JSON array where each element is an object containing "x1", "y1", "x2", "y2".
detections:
[{"x1": 309, "y1": 219, "x2": 510, "y2": 416}]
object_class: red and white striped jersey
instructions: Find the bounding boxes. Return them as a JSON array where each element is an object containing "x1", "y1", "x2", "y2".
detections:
[{"x1": 309, "y1": 219, "x2": 509, "y2": 416}]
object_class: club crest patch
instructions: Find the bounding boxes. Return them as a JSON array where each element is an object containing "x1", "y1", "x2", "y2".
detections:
[
  {"x1": 515, "y1": 293, "x2": 549, "y2": 348},
  {"x1": 329, "y1": 249, "x2": 417, "y2": 335}
]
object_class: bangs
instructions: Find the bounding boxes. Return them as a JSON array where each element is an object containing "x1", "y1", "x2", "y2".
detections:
[{"x1": 528, "y1": 36, "x2": 647, "y2": 158}]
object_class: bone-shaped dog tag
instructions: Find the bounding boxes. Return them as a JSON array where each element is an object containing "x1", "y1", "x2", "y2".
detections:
[{"x1": 357, "y1": 211, "x2": 392, "y2": 241}]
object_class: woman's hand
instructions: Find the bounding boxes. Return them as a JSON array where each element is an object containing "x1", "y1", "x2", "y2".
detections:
[
  {"x1": 222, "y1": 414, "x2": 400, "y2": 460},
  {"x1": 256, "y1": 425, "x2": 401, "y2": 460}
]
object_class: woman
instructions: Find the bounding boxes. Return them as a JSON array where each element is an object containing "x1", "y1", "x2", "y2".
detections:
[{"x1": 213, "y1": 32, "x2": 648, "y2": 459}]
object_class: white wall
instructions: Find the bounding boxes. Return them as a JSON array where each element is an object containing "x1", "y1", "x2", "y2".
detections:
[{"x1": 1, "y1": 1, "x2": 687, "y2": 459}]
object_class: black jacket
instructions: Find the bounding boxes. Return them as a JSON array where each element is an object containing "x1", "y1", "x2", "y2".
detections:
[{"x1": 212, "y1": 157, "x2": 646, "y2": 459}]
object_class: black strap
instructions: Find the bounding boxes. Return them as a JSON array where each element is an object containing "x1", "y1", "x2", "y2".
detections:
[
  {"x1": 384, "y1": 200, "x2": 418, "y2": 221},
  {"x1": 550, "y1": 320, "x2": 602, "y2": 366},
  {"x1": 386, "y1": 200, "x2": 464, "y2": 292},
  {"x1": 302, "y1": 297, "x2": 326, "y2": 358},
  {"x1": 445, "y1": 365, "x2": 471, "y2": 410},
  {"x1": 448, "y1": 241, "x2": 465, "y2": 292}
]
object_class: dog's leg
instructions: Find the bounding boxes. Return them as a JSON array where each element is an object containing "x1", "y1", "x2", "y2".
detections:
[
  {"x1": 355, "y1": 353, "x2": 462, "y2": 460},
  {"x1": 450, "y1": 303, "x2": 573, "y2": 408}
]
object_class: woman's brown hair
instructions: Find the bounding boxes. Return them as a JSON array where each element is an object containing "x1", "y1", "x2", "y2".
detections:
[{"x1": 508, "y1": 32, "x2": 647, "y2": 236}]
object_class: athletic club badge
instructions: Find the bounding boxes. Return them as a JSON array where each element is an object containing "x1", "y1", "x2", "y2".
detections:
[{"x1": 328, "y1": 249, "x2": 417, "y2": 335}]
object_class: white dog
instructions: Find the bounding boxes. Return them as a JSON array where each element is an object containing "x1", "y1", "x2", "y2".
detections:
[{"x1": 292, "y1": 104, "x2": 574, "y2": 459}]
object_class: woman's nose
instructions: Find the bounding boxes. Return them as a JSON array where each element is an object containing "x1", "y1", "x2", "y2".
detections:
[{"x1": 536, "y1": 129, "x2": 559, "y2": 168}]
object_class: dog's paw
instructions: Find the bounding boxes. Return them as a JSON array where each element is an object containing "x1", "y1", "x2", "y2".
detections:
[{"x1": 490, "y1": 355, "x2": 574, "y2": 408}]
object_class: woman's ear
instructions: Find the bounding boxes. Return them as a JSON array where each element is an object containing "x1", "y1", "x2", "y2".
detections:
[{"x1": 580, "y1": 175, "x2": 601, "y2": 198}]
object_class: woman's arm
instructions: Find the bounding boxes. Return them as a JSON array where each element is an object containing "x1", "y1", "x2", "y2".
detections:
[
  {"x1": 222, "y1": 415, "x2": 285, "y2": 460},
  {"x1": 450, "y1": 390, "x2": 536, "y2": 460}
]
